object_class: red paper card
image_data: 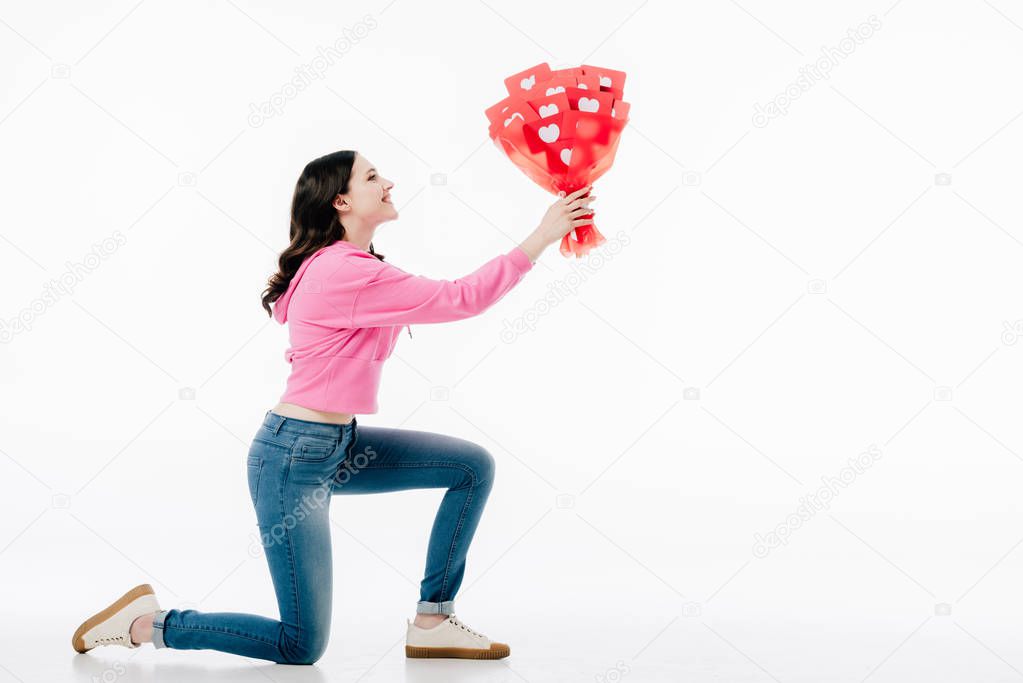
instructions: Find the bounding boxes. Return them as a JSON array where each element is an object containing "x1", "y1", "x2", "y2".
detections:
[
  {"x1": 503, "y1": 63, "x2": 553, "y2": 97},
  {"x1": 524, "y1": 91, "x2": 571, "y2": 120}
]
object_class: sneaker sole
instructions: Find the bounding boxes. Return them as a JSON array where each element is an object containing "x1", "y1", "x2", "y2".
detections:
[
  {"x1": 72, "y1": 583, "x2": 155, "y2": 653},
  {"x1": 405, "y1": 643, "x2": 510, "y2": 659}
]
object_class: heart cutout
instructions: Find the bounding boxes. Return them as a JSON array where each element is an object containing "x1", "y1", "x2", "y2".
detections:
[
  {"x1": 503, "y1": 112, "x2": 524, "y2": 127},
  {"x1": 538, "y1": 124, "x2": 560, "y2": 143},
  {"x1": 538, "y1": 103, "x2": 558, "y2": 118}
]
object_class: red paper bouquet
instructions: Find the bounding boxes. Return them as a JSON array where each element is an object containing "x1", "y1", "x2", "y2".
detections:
[{"x1": 485, "y1": 62, "x2": 630, "y2": 258}]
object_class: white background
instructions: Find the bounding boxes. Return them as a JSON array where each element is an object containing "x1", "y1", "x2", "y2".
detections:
[{"x1": 2, "y1": 0, "x2": 1023, "y2": 681}]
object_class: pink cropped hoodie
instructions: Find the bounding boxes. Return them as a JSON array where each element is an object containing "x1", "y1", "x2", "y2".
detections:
[{"x1": 272, "y1": 240, "x2": 535, "y2": 414}]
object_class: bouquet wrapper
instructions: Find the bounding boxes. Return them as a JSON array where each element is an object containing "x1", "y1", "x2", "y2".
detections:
[{"x1": 485, "y1": 63, "x2": 630, "y2": 258}]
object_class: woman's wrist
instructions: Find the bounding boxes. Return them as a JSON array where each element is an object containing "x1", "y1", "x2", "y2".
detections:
[{"x1": 518, "y1": 232, "x2": 547, "y2": 264}]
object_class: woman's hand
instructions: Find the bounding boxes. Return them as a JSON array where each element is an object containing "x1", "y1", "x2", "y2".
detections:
[{"x1": 518, "y1": 186, "x2": 596, "y2": 263}]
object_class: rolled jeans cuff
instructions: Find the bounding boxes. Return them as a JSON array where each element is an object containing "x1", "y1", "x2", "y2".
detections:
[
  {"x1": 151, "y1": 609, "x2": 170, "y2": 649},
  {"x1": 416, "y1": 600, "x2": 454, "y2": 615}
]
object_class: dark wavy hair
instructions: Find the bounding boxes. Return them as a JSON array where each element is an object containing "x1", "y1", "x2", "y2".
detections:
[{"x1": 261, "y1": 150, "x2": 386, "y2": 317}]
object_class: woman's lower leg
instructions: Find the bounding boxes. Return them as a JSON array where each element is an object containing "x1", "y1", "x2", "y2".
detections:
[
  {"x1": 329, "y1": 425, "x2": 498, "y2": 623},
  {"x1": 416, "y1": 455, "x2": 495, "y2": 615}
]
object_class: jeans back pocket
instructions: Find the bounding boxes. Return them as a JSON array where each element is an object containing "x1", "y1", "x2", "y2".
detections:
[{"x1": 247, "y1": 455, "x2": 264, "y2": 507}]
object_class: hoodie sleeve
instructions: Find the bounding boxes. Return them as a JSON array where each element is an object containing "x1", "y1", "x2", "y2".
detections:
[{"x1": 337, "y1": 245, "x2": 535, "y2": 328}]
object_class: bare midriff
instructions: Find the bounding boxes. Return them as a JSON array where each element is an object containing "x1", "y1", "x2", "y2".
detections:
[{"x1": 271, "y1": 402, "x2": 355, "y2": 425}]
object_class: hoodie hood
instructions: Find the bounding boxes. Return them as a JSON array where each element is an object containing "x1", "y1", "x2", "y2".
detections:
[{"x1": 272, "y1": 244, "x2": 337, "y2": 325}]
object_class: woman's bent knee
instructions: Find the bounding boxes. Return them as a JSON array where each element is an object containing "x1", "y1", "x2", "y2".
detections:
[
  {"x1": 278, "y1": 631, "x2": 328, "y2": 665},
  {"x1": 447, "y1": 439, "x2": 495, "y2": 489},
  {"x1": 468, "y1": 445, "x2": 495, "y2": 487}
]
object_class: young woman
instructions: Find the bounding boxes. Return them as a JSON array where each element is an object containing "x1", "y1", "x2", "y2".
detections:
[{"x1": 71, "y1": 150, "x2": 595, "y2": 663}]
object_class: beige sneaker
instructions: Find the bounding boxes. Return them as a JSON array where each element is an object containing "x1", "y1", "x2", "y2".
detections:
[
  {"x1": 72, "y1": 583, "x2": 161, "y2": 653},
  {"x1": 405, "y1": 614, "x2": 510, "y2": 659}
]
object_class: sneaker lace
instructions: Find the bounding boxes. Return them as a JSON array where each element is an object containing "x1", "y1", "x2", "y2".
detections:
[{"x1": 447, "y1": 615, "x2": 485, "y2": 639}]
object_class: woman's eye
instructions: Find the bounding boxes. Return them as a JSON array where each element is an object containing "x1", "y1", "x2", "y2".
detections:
[{"x1": 369, "y1": 175, "x2": 377, "y2": 180}]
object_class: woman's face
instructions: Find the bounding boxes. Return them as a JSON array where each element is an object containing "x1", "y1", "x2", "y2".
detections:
[{"x1": 336, "y1": 153, "x2": 397, "y2": 225}]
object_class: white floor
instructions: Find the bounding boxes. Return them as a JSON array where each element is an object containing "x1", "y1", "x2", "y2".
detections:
[
  {"x1": 3, "y1": 611, "x2": 1021, "y2": 682},
  {"x1": 5, "y1": 458, "x2": 1023, "y2": 683}
]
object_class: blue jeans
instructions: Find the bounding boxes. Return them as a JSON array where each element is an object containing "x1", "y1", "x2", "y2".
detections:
[{"x1": 151, "y1": 410, "x2": 496, "y2": 664}]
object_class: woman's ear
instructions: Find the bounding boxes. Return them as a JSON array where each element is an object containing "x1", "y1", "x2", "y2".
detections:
[{"x1": 332, "y1": 194, "x2": 349, "y2": 213}]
